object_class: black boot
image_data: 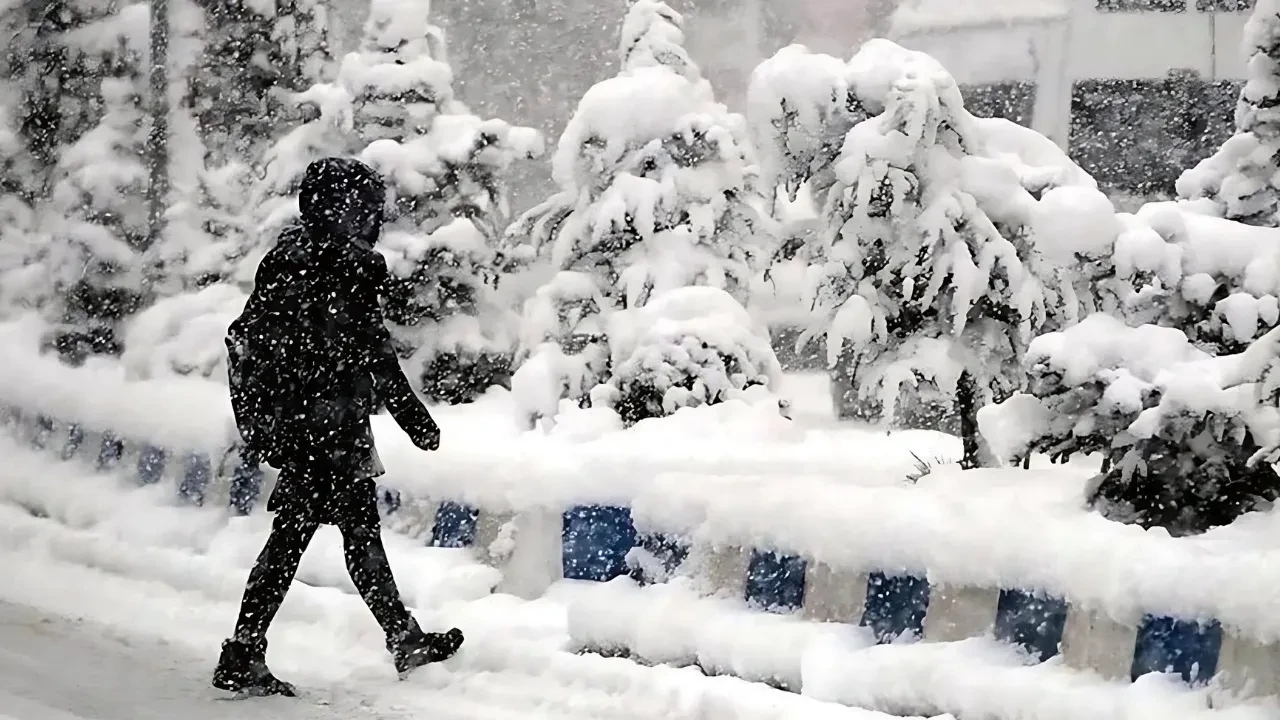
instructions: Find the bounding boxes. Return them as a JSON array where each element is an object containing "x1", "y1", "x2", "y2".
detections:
[
  {"x1": 388, "y1": 619, "x2": 464, "y2": 678},
  {"x1": 212, "y1": 638, "x2": 297, "y2": 697}
]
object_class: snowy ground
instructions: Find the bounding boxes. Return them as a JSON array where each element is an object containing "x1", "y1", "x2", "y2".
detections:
[{"x1": 0, "y1": 434, "x2": 920, "y2": 720}]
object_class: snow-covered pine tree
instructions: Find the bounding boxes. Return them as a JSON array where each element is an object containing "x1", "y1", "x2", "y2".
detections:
[
  {"x1": 505, "y1": 0, "x2": 775, "y2": 429},
  {"x1": 40, "y1": 65, "x2": 151, "y2": 363},
  {"x1": 1178, "y1": 0, "x2": 1280, "y2": 227},
  {"x1": 241, "y1": 81, "x2": 355, "y2": 270},
  {"x1": 0, "y1": 0, "x2": 128, "y2": 200},
  {"x1": 343, "y1": 0, "x2": 542, "y2": 404},
  {"x1": 189, "y1": 0, "x2": 331, "y2": 165},
  {"x1": 746, "y1": 44, "x2": 866, "y2": 219},
  {"x1": 0, "y1": 79, "x2": 35, "y2": 215},
  {"x1": 979, "y1": 314, "x2": 1280, "y2": 536},
  {"x1": 0, "y1": 80, "x2": 41, "y2": 318},
  {"x1": 799, "y1": 40, "x2": 1107, "y2": 467}
]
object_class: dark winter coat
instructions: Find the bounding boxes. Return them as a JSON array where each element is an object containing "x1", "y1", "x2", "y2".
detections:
[{"x1": 228, "y1": 158, "x2": 439, "y2": 521}]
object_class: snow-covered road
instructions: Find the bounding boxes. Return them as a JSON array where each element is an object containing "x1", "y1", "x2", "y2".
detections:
[{"x1": 0, "y1": 436, "x2": 908, "y2": 720}]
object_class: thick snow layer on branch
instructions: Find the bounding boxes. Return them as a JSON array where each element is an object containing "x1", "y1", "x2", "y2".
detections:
[
  {"x1": 1025, "y1": 314, "x2": 1209, "y2": 388},
  {"x1": 339, "y1": 54, "x2": 454, "y2": 102},
  {"x1": 120, "y1": 284, "x2": 248, "y2": 383},
  {"x1": 747, "y1": 45, "x2": 861, "y2": 202},
  {"x1": 552, "y1": 67, "x2": 713, "y2": 189}
]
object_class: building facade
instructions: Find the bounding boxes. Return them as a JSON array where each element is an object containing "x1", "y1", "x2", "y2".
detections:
[{"x1": 894, "y1": 0, "x2": 1256, "y2": 203}]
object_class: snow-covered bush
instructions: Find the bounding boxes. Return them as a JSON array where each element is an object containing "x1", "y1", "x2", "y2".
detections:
[
  {"x1": 1113, "y1": 202, "x2": 1280, "y2": 355},
  {"x1": 162, "y1": 160, "x2": 257, "y2": 289},
  {"x1": 770, "y1": 40, "x2": 1104, "y2": 465},
  {"x1": 593, "y1": 287, "x2": 783, "y2": 425},
  {"x1": 979, "y1": 314, "x2": 1280, "y2": 535},
  {"x1": 378, "y1": 219, "x2": 522, "y2": 404},
  {"x1": 1178, "y1": 0, "x2": 1280, "y2": 227},
  {"x1": 506, "y1": 0, "x2": 774, "y2": 428},
  {"x1": 121, "y1": 282, "x2": 248, "y2": 382}
]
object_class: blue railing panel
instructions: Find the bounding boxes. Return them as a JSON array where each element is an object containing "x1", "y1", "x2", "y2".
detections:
[
  {"x1": 136, "y1": 444, "x2": 167, "y2": 485},
  {"x1": 228, "y1": 461, "x2": 263, "y2": 516},
  {"x1": 1131, "y1": 615, "x2": 1223, "y2": 684},
  {"x1": 994, "y1": 588, "x2": 1069, "y2": 662},
  {"x1": 96, "y1": 431, "x2": 123, "y2": 471},
  {"x1": 432, "y1": 501, "x2": 480, "y2": 548},
  {"x1": 562, "y1": 505, "x2": 637, "y2": 582},
  {"x1": 862, "y1": 571, "x2": 930, "y2": 643},
  {"x1": 745, "y1": 549, "x2": 808, "y2": 613},
  {"x1": 61, "y1": 423, "x2": 84, "y2": 461},
  {"x1": 179, "y1": 453, "x2": 212, "y2": 506}
]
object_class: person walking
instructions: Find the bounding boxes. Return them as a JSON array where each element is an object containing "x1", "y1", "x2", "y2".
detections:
[{"x1": 215, "y1": 157, "x2": 463, "y2": 697}]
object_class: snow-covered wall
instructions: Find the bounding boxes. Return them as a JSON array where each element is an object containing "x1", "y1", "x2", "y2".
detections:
[{"x1": 2, "y1": 316, "x2": 1278, "y2": 714}]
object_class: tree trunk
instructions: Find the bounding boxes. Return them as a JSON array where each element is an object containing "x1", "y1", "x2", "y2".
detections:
[
  {"x1": 958, "y1": 369, "x2": 982, "y2": 470},
  {"x1": 146, "y1": 0, "x2": 169, "y2": 252}
]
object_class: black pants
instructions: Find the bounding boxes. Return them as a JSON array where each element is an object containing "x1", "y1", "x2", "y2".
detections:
[{"x1": 231, "y1": 471, "x2": 412, "y2": 646}]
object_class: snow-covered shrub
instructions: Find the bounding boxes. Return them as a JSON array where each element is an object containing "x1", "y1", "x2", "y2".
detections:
[
  {"x1": 1178, "y1": 0, "x2": 1280, "y2": 227},
  {"x1": 505, "y1": 0, "x2": 774, "y2": 428},
  {"x1": 774, "y1": 40, "x2": 1103, "y2": 465},
  {"x1": 163, "y1": 160, "x2": 257, "y2": 289},
  {"x1": 594, "y1": 287, "x2": 783, "y2": 425},
  {"x1": 335, "y1": 0, "x2": 542, "y2": 403},
  {"x1": 1114, "y1": 202, "x2": 1280, "y2": 355},
  {"x1": 121, "y1": 282, "x2": 248, "y2": 382},
  {"x1": 980, "y1": 314, "x2": 1280, "y2": 535}
]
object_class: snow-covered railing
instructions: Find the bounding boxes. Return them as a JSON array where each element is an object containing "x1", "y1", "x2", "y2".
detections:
[{"x1": 2, "y1": 322, "x2": 1278, "y2": 712}]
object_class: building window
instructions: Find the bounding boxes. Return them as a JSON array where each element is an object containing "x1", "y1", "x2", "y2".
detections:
[{"x1": 1096, "y1": 0, "x2": 1187, "y2": 10}]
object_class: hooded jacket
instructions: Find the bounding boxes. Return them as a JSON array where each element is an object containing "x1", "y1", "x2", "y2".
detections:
[{"x1": 229, "y1": 158, "x2": 439, "y2": 479}]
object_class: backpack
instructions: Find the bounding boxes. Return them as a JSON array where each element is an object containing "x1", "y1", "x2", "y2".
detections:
[{"x1": 225, "y1": 260, "x2": 337, "y2": 460}]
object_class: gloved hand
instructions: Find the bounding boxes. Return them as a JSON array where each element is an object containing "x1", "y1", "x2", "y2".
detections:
[{"x1": 408, "y1": 423, "x2": 440, "y2": 452}]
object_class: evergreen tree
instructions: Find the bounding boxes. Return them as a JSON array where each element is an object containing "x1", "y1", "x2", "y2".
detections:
[
  {"x1": 189, "y1": 0, "x2": 331, "y2": 165},
  {"x1": 792, "y1": 40, "x2": 1096, "y2": 467},
  {"x1": 40, "y1": 70, "x2": 151, "y2": 363},
  {"x1": 347, "y1": 0, "x2": 542, "y2": 404},
  {"x1": 0, "y1": 0, "x2": 118, "y2": 200},
  {"x1": 505, "y1": 0, "x2": 775, "y2": 429},
  {"x1": 1178, "y1": 0, "x2": 1280, "y2": 227},
  {"x1": 245, "y1": 81, "x2": 356, "y2": 266},
  {"x1": 0, "y1": 80, "x2": 40, "y2": 318},
  {"x1": 746, "y1": 43, "x2": 867, "y2": 218}
]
